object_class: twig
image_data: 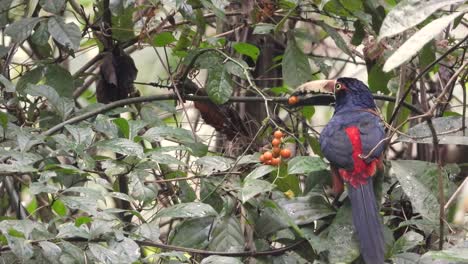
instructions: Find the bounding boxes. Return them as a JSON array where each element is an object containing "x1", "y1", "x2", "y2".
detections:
[
  {"x1": 444, "y1": 176, "x2": 468, "y2": 211},
  {"x1": 460, "y1": 71, "x2": 467, "y2": 136}
]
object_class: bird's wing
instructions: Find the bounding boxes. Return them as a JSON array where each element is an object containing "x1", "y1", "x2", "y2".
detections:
[
  {"x1": 320, "y1": 118, "x2": 354, "y2": 169},
  {"x1": 358, "y1": 113, "x2": 385, "y2": 162}
]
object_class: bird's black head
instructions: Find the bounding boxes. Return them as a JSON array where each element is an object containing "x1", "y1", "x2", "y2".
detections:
[{"x1": 334, "y1": 77, "x2": 376, "y2": 112}]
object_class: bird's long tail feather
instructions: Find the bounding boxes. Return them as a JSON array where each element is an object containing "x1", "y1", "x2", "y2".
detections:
[{"x1": 348, "y1": 181, "x2": 385, "y2": 264}]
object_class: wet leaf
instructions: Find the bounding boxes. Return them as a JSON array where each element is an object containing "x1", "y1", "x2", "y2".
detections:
[
  {"x1": 383, "y1": 11, "x2": 466, "y2": 72},
  {"x1": 389, "y1": 160, "x2": 440, "y2": 222},
  {"x1": 40, "y1": 0, "x2": 66, "y2": 14},
  {"x1": 397, "y1": 116, "x2": 468, "y2": 145},
  {"x1": 241, "y1": 179, "x2": 274, "y2": 203},
  {"x1": 317, "y1": 20, "x2": 354, "y2": 60},
  {"x1": 156, "y1": 202, "x2": 218, "y2": 219},
  {"x1": 283, "y1": 37, "x2": 312, "y2": 88},
  {"x1": 276, "y1": 193, "x2": 335, "y2": 225},
  {"x1": 48, "y1": 16, "x2": 81, "y2": 51},
  {"x1": 5, "y1": 17, "x2": 43, "y2": 43},
  {"x1": 95, "y1": 138, "x2": 144, "y2": 157},
  {"x1": 206, "y1": 65, "x2": 233, "y2": 104},
  {"x1": 169, "y1": 217, "x2": 213, "y2": 248},
  {"x1": 327, "y1": 204, "x2": 360, "y2": 263},
  {"x1": 379, "y1": 0, "x2": 465, "y2": 40},
  {"x1": 208, "y1": 216, "x2": 244, "y2": 252},
  {"x1": 233, "y1": 42, "x2": 260, "y2": 62},
  {"x1": 201, "y1": 256, "x2": 242, "y2": 264},
  {"x1": 245, "y1": 165, "x2": 276, "y2": 181},
  {"x1": 287, "y1": 156, "x2": 327, "y2": 174},
  {"x1": 389, "y1": 231, "x2": 424, "y2": 257}
]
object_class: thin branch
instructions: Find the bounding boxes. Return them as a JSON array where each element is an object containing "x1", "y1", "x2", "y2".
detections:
[
  {"x1": 0, "y1": 237, "x2": 306, "y2": 257},
  {"x1": 42, "y1": 93, "x2": 423, "y2": 136},
  {"x1": 444, "y1": 176, "x2": 468, "y2": 211}
]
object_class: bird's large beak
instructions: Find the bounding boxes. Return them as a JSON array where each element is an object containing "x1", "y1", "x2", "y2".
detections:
[
  {"x1": 288, "y1": 80, "x2": 336, "y2": 106},
  {"x1": 295, "y1": 79, "x2": 336, "y2": 95}
]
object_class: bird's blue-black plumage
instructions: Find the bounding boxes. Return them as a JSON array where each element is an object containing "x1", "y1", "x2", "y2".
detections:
[{"x1": 319, "y1": 77, "x2": 385, "y2": 264}]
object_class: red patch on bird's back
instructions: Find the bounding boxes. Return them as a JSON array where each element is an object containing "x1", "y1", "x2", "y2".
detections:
[{"x1": 338, "y1": 126, "x2": 379, "y2": 187}]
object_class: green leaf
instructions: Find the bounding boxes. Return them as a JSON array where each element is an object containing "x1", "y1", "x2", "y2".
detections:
[
  {"x1": 111, "y1": 6, "x2": 135, "y2": 42},
  {"x1": 208, "y1": 216, "x2": 244, "y2": 252},
  {"x1": 156, "y1": 202, "x2": 218, "y2": 219},
  {"x1": 60, "y1": 241, "x2": 86, "y2": 263},
  {"x1": 24, "y1": 84, "x2": 74, "y2": 120},
  {"x1": 0, "y1": 112, "x2": 7, "y2": 131},
  {"x1": 38, "y1": 241, "x2": 62, "y2": 262},
  {"x1": 195, "y1": 156, "x2": 234, "y2": 174},
  {"x1": 201, "y1": 256, "x2": 242, "y2": 264},
  {"x1": 351, "y1": 20, "x2": 365, "y2": 46},
  {"x1": 169, "y1": 217, "x2": 213, "y2": 248},
  {"x1": 133, "y1": 222, "x2": 161, "y2": 242},
  {"x1": 75, "y1": 216, "x2": 92, "y2": 227},
  {"x1": 391, "y1": 253, "x2": 422, "y2": 264},
  {"x1": 368, "y1": 64, "x2": 392, "y2": 93},
  {"x1": 287, "y1": 156, "x2": 327, "y2": 174},
  {"x1": 397, "y1": 116, "x2": 468, "y2": 145},
  {"x1": 40, "y1": 0, "x2": 66, "y2": 14},
  {"x1": 244, "y1": 165, "x2": 276, "y2": 181},
  {"x1": 88, "y1": 243, "x2": 120, "y2": 264},
  {"x1": 378, "y1": 0, "x2": 466, "y2": 40},
  {"x1": 253, "y1": 23, "x2": 275, "y2": 35},
  {"x1": 316, "y1": 20, "x2": 354, "y2": 60},
  {"x1": 421, "y1": 248, "x2": 468, "y2": 262},
  {"x1": 276, "y1": 193, "x2": 335, "y2": 225},
  {"x1": 16, "y1": 67, "x2": 43, "y2": 93},
  {"x1": 233, "y1": 42, "x2": 260, "y2": 62},
  {"x1": 52, "y1": 199, "x2": 67, "y2": 216},
  {"x1": 153, "y1": 32, "x2": 176, "y2": 47},
  {"x1": 200, "y1": 0, "x2": 226, "y2": 21},
  {"x1": 95, "y1": 138, "x2": 144, "y2": 157},
  {"x1": 43, "y1": 64, "x2": 74, "y2": 97},
  {"x1": 241, "y1": 179, "x2": 274, "y2": 203},
  {"x1": 388, "y1": 231, "x2": 424, "y2": 256},
  {"x1": 206, "y1": 65, "x2": 233, "y2": 104},
  {"x1": 113, "y1": 118, "x2": 130, "y2": 138},
  {"x1": 0, "y1": 74, "x2": 15, "y2": 92},
  {"x1": 327, "y1": 203, "x2": 360, "y2": 263},
  {"x1": 5, "y1": 17, "x2": 43, "y2": 43},
  {"x1": 282, "y1": 37, "x2": 312, "y2": 88},
  {"x1": 47, "y1": 16, "x2": 81, "y2": 51},
  {"x1": 419, "y1": 42, "x2": 436, "y2": 68},
  {"x1": 389, "y1": 160, "x2": 440, "y2": 222},
  {"x1": 383, "y1": 11, "x2": 466, "y2": 72},
  {"x1": 225, "y1": 60, "x2": 249, "y2": 80},
  {"x1": 108, "y1": 237, "x2": 140, "y2": 263}
]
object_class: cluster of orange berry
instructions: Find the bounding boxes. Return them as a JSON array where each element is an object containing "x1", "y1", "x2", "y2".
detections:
[{"x1": 259, "y1": 130, "x2": 292, "y2": 166}]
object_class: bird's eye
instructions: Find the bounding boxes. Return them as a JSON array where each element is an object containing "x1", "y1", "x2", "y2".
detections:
[{"x1": 335, "y1": 83, "x2": 342, "y2": 90}]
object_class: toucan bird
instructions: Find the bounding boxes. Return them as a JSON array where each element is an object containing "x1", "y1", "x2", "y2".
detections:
[{"x1": 291, "y1": 78, "x2": 385, "y2": 264}]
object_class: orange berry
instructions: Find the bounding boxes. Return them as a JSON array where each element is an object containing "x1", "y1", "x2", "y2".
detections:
[
  {"x1": 272, "y1": 147, "x2": 281, "y2": 157},
  {"x1": 271, "y1": 157, "x2": 281, "y2": 166},
  {"x1": 288, "y1": 96, "x2": 299, "y2": 105},
  {"x1": 273, "y1": 130, "x2": 283, "y2": 139},
  {"x1": 263, "y1": 151, "x2": 273, "y2": 160},
  {"x1": 265, "y1": 159, "x2": 272, "y2": 165},
  {"x1": 259, "y1": 154, "x2": 265, "y2": 162},
  {"x1": 272, "y1": 138, "x2": 281, "y2": 147},
  {"x1": 280, "y1": 149, "x2": 292, "y2": 159}
]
